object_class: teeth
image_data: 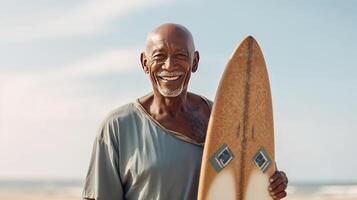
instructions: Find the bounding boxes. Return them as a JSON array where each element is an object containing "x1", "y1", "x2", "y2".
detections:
[{"x1": 160, "y1": 76, "x2": 180, "y2": 81}]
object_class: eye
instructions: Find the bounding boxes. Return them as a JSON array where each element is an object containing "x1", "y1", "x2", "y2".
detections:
[
  {"x1": 153, "y1": 53, "x2": 166, "y2": 60},
  {"x1": 176, "y1": 53, "x2": 188, "y2": 59}
]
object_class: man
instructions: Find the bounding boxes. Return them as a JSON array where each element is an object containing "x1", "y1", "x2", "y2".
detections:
[{"x1": 83, "y1": 23, "x2": 288, "y2": 200}]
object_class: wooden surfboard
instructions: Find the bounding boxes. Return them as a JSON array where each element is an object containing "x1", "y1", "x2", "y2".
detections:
[{"x1": 198, "y1": 36, "x2": 276, "y2": 200}]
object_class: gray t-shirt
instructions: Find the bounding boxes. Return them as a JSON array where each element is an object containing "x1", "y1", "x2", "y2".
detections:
[{"x1": 83, "y1": 98, "x2": 212, "y2": 200}]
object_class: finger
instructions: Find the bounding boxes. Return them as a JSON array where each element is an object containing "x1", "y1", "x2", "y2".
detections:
[
  {"x1": 271, "y1": 182, "x2": 287, "y2": 194},
  {"x1": 269, "y1": 176, "x2": 285, "y2": 191},
  {"x1": 271, "y1": 191, "x2": 286, "y2": 200},
  {"x1": 269, "y1": 171, "x2": 281, "y2": 182},
  {"x1": 273, "y1": 191, "x2": 287, "y2": 199},
  {"x1": 270, "y1": 171, "x2": 288, "y2": 186}
]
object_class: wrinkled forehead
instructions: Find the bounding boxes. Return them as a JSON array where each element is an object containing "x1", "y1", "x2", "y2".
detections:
[{"x1": 145, "y1": 27, "x2": 195, "y2": 54}]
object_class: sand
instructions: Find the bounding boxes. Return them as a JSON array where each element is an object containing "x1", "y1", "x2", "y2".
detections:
[
  {"x1": 1, "y1": 194, "x2": 357, "y2": 200},
  {"x1": 0, "y1": 193, "x2": 80, "y2": 200},
  {"x1": 288, "y1": 198, "x2": 357, "y2": 200}
]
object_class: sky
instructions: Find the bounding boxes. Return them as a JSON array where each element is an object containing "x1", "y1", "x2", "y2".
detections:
[{"x1": 0, "y1": 0, "x2": 356, "y2": 183}]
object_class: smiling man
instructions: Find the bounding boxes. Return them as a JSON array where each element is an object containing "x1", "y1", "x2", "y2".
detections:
[{"x1": 82, "y1": 23, "x2": 288, "y2": 200}]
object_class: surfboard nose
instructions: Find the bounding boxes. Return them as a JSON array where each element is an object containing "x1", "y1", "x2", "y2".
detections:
[
  {"x1": 242, "y1": 35, "x2": 259, "y2": 47},
  {"x1": 240, "y1": 35, "x2": 258, "y2": 45},
  {"x1": 244, "y1": 35, "x2": 255, "y2": 41}
]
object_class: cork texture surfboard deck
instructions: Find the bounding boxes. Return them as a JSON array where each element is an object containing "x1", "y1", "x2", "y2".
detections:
[{"x1": 198, "y1": 36, "x2": 276, "y2": 200}]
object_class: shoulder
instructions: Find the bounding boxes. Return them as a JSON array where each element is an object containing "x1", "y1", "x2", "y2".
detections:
[
  {"x1": 96, "y1": 102, "x2": 139, "y2": 142},
  {"x1": 188, "y1": 92, "x2": 213, "y2": 110},
  {"x1": 105, "y1": 102, "x2": 137, "y2": 122},
  {"x1": 200, "y1": 95, "x2": 213, "y2": 109}
]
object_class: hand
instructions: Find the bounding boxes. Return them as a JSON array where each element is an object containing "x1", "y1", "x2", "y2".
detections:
[{"x1": 268, "y1": 170, "x2": 288, "y2": 199}]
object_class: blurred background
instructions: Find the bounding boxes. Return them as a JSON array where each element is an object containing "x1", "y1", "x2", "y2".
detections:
[{"x1": 0, "y1": 0, "x2": 356, "y2": 199}]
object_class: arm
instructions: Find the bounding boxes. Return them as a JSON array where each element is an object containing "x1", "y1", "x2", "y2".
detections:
[{"x1": 82, "y1": 121, "x2": 125, "y2": 200}]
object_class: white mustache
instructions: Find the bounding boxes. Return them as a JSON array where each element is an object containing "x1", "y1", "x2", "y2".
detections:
[{"x1": 157, "y1": 71, "x2": 184, "y2": 76}]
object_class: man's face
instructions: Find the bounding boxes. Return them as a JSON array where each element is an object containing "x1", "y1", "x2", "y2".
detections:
[{"x1": 142, "y1": 30, "x2": 198, "y2": 98}]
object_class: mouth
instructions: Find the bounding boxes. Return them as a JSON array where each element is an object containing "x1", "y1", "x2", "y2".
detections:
[
  {"x1": 158, "y1": 75, "x2": 182, "y2": 81},
  {"x1": 157, "y1": 72, "x2": 184, "y2": 83},
  {"x1": 155, "y1": 72, "x2": 186, "y2": 97}
]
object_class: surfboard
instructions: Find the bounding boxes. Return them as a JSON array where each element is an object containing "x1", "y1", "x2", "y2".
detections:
[{"x1": 198, "y1": 36, "x2": 276, "y2": 200}]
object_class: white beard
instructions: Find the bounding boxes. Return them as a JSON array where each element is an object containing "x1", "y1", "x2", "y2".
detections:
[
  {"x1": 157, "y1": 84, "x2": 184, "y2": 97},
  {"x1": 155, "y1": 71, "x2": 187, "y2": 97}
]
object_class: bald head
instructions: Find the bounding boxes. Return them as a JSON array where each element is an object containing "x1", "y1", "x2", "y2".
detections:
[
  {"x1": 145, "y1": 23, "x2": 196, "y2": 54},
  {"x1": 140, "y1": 23, "x2": 200, "y2": 97}
]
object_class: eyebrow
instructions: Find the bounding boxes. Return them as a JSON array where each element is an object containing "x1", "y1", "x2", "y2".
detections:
[
  {"x1": 152, "y1": 49, "x2": 165, "y2": 54},
  {"x1": 176, "y1": 50, "x2": 189, "y2": 54},
  {"x1": 150, "y1": 46, "x2": 189, "y2": 55}
]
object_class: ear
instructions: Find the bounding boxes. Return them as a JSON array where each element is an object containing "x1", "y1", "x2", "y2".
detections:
[
  {"x1": 191, "y1": 51, "x2": 200, "y2": 73},
  {"x1": 140, "y1": 52, "x2": 149, "y2": 74}
]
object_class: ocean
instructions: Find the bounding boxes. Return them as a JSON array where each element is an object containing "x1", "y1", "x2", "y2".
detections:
[
  {"x1": 0, "y1": 180, "x2": 82, "y2": 197},
  {"x1": 1, "y1": 180, "x2": 357, "y2": 199},
  {"x1": 287, "y1": 182, "x2": 357, "y2": 198}
]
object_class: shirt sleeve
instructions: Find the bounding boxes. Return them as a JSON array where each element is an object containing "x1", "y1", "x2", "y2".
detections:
[{"x1": 82, "y1": 120, "x2": 124, "y2": 200}]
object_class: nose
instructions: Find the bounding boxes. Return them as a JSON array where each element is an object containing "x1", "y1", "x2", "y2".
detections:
[{"x1": 162, "y1": 56, "x2": 176, "y2": 71}]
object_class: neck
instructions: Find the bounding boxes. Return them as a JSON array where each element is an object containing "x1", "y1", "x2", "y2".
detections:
[{"x1": 151, "y1": 91, "x2": 189, "y2": 117}]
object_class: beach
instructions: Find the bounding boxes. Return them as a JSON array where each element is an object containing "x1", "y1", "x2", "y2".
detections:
[
  {"x1": 1, "y1": 180, "x2": 357, "y2": 200},
  {"x1": 1, "y1": 194, "x2": 357, "y2": 200},
  {"x1": 289, "y1": 198, "x2": 357, "y2": 200},
  {"x1": 0, "y1": 193, "x2": 79, "y2": 200}
]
